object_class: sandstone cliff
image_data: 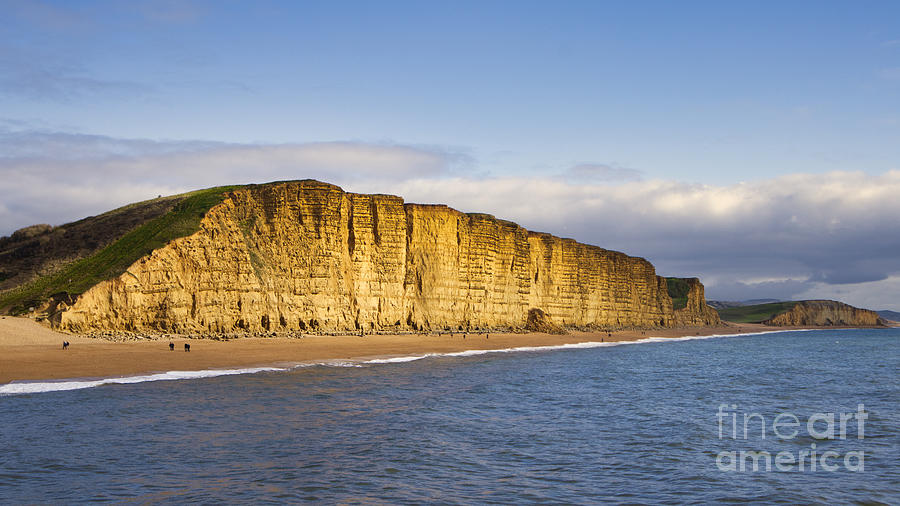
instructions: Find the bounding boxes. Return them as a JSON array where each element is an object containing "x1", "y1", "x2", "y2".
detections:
[
  {"x1": 52, "y1": 181, "x2": 719, "y2": 334},
  {"x1": 764, "y1": 300, "x2": 887, "y2": 327}
]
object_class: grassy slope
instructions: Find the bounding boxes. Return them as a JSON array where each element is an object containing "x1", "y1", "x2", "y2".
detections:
[
  {"x1": 0, "y1": 185, "x2": 241, "y2": 314},
  {"x1": 715, "y1": 301, "x2": 799, "y2": 323},
  {"x1": 665, "y1": 277, "x2": 691, "y2": 310},
  {"x1": 0, "y1": 193, "x2": 185, "y2": 292}
]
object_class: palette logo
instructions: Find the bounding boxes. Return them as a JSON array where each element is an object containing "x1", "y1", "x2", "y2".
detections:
[{"x1": 715, "y1": 404, "x2": 867, "y2": 472}]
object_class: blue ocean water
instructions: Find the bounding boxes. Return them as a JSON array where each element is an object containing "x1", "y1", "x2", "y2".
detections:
[{"x1": 1, "y1": 329, "x2": 898, "y2": 503}]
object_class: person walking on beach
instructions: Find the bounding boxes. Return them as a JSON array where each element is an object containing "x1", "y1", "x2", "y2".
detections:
[
  {"x1": 169, "y1": 342, "x2": 175, "y2": 351},
  {"x1": 62, "y1": 341, "x2": 69, "y2": 350}
]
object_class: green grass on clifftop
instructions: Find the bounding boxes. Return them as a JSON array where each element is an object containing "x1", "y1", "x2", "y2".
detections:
[
  {"x1": 716, "y1": 301, "x2": 799, "y2": 323},
  {"x1": 665, "y1": 277, "x2": 691, "y2": 310},
  {"x1": 0, "y1": 185, "x2": 241, "y2": 314}
]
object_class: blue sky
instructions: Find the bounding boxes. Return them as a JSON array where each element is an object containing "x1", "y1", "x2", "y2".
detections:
[
  {"x1": 5, "y1": 1, "x2": 900, "y2": 181},
  {"x1": 2, "y1": 0, "x2": 900, "y2": 309}
]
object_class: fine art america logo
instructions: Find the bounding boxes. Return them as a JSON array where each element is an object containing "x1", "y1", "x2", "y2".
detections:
[{"x1": 715, "y1": 404, "x2": 867, "y2": 472}]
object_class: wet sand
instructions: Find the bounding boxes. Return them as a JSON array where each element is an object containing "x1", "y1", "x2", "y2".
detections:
[{"x1": 0, "y1": 317, "x2": 819, "y2": 384}]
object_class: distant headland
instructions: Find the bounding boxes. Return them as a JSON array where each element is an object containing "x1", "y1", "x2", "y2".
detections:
[{"x1": 715, "y1": 300, "x2": 888, "y2": 327}]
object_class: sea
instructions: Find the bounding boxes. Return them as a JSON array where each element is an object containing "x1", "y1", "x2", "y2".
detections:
[{"x1": 1, "y1": 328, "x2": 898, "y2": 504}]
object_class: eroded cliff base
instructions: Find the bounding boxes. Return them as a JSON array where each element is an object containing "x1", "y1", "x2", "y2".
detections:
[{"x1": 764, "y1": 300, "x2": 888, "y2": 327}]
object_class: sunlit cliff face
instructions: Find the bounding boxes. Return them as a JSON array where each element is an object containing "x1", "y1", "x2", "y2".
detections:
[{"x1": 55, "y1": 181, "x2": 718, "y2": 334}]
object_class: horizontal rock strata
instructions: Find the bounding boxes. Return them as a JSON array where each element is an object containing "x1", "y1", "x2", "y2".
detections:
[
  {"x1": 54, "y1": 181, "x2": 719, "y2": 334},
  {"x1": 765, "y1": 300, "x2": 886, "y2": 327}
]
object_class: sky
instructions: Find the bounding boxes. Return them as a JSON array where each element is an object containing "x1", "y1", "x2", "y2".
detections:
[{"x1": 2, "y1": 0, "x2": 900, "y2": 310}]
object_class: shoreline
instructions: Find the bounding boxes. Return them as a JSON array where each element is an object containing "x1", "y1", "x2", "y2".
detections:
[{"x1": 0, "y1": 317, "x2": 889, "y2": 387}]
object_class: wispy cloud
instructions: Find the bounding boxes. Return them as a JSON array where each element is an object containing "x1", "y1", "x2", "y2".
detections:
[{"x1": 0, "y1": 46, "x2": 152, "y2": 102}]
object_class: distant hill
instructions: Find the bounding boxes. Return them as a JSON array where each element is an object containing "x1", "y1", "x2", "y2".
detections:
[
  {"x1": 742, "y1": 298, "x2": 783, "y2": 305},
  {"x1": 716, "y1": 302, "x2": 799, "y2": 323},
  {"x1": 707, "y1": 298, "x2": 782, "y2": 310},
  {"x1": 877, "y1": 310, "x2": 900, "y2": 322},
  {"x1": 706, "y1": 300, "x2": 741, "y2": 310}
]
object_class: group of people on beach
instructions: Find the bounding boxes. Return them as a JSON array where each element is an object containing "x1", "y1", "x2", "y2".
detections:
[{"x1": 63, "y1": 340, "x2": 190, "y2": 351}]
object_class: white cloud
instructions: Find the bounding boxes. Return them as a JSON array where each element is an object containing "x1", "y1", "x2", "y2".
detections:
[
  {"x1": 0, "y1": 45, "x2": 151, "y2": 102},
  {"x1": 0, "y1": 130, "x2": 469, "y2": 235},
  {"x1": 2, "y1": 129, "x2": 899, "y2": 311},
  {"x1": 375, "y1": 171, "x2": 900, "y2": 309}
]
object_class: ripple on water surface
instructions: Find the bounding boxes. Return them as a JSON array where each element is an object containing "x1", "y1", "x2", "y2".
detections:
[{"x1": 0, "y1": 328, "x2": 897, "y2": 503}]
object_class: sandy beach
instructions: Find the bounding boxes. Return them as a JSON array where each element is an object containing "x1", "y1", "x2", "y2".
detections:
[{"x1": 0, "y1": 316, "x2": 822, "y2": 385}]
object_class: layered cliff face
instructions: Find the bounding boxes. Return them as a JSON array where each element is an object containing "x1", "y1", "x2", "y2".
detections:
[
  {"x1": 764, "y1": 300, "x2": 886, "y2": 327},
  {"x1": 672, "y1": 278, "x2": 721, "y2": 326},
  {"x1": 54, "y1": 181, "x2": 719, "y2": 334}
]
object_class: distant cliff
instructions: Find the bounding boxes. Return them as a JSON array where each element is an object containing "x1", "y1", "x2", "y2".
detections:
[
  {"x1": 764, "y1": 300, "x2": 887, "y2": 327},
  {"x1": 38, "y1": 180, "x2": 719, "y2": 334}
]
